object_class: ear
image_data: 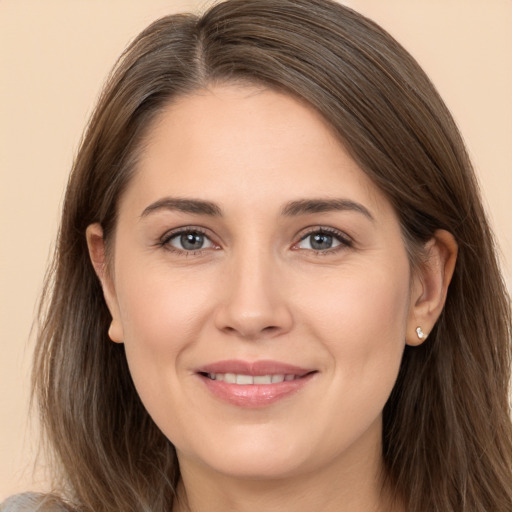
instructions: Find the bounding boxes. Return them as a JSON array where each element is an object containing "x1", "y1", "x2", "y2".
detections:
[
  {"x1": 406, "y1": 229, "x2": 458, "y2": 346},
  {"x1": 86, "y1": 223, "x2": 124, "y2": 343}
]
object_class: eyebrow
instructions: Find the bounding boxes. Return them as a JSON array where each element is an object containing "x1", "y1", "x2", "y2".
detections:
[
  {"x1": 281, "y1": 198, "x2": 374, "y2": 221},
  {"x1": 139, "y1": 196, "x2": 374, "y2": 221},
  {"x1": 140, "y1": 197, "x2": 222, "y2": 218}
]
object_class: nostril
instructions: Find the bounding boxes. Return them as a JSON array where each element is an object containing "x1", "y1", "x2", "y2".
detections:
[
  {"x1": 220, "y1": 323, "x2": 284, "y2": 340},
  {"x1": 214, "y1": 301, "x2": 294, "y2": 340}
]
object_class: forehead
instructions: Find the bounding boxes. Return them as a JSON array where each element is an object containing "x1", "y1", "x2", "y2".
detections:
[{"x1": 119, "y1": 84, "x2": 391, "y2": 220}]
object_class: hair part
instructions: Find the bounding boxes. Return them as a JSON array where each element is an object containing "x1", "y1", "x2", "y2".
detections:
[{"x1": 33, "y1": 1, "x2": 512, "y2": 511}]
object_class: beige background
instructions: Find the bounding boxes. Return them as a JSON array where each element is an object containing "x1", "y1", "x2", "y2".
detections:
[{"x1": 1, "y1": 0, "x2": 511, "y2": 500}]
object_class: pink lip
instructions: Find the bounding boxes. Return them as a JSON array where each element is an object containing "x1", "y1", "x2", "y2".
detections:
[{"x1": 195, "y1": 359, "x2": 316, "y2": 408}]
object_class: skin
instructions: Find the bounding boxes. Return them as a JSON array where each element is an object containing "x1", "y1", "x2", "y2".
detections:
[{"x1": 87, "y1": 84, "x2": 457, "y2": 512}]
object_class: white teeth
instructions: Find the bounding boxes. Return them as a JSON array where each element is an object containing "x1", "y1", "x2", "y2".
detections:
[
  {"x1": 207, "y1": 373, "x2": 296, "y2": 384},
  {"x1": 253, "y1": 375, "x2": 272, "y2": 384},
  {"x1": 224, "y1": 373, "x2": 236, "y2": 384},
  {"x1": 236, "y1": 374, "x2": 253, "y2": 385}
]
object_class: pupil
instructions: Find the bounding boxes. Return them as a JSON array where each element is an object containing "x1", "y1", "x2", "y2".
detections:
[
  {"x1": 311, "y1": 233, "x2": 332, "y2": 250},
  {"x1": 181, "y1": 232, "x2": 204, "y2": 250}
]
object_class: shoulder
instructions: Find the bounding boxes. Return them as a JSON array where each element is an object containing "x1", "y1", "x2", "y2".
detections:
[{"x1": 0, "y1": 493, "x2": 74, "y2": 512}]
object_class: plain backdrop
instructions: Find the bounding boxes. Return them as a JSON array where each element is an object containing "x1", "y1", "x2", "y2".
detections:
[{"x1": 1, "y1": 0, "x2": 511, "y2": 499}]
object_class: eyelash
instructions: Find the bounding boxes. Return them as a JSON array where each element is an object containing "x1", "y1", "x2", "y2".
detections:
[
  {"x1": 158, "y1": 226, "x2": 353, "y2": 256},
  {"x1": 159, "y1": 227, "x2": 218, "y2": 256},
  {"x1": 294, "y1": 227, "x2": 353, "y2": 255}
]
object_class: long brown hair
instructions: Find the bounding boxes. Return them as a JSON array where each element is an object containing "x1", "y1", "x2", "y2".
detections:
[{"x1": 33, "y1": 1, "x2": 512, "y2": 510}]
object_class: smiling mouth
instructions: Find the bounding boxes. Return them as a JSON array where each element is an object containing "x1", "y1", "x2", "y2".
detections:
[{"x1": 196, "y1": 362, "x2": 317, "y2": 407}]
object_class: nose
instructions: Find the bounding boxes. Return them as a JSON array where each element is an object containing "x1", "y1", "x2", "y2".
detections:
[{"x1": 214, "y1": 249, "x2": 294, "y2": 340}]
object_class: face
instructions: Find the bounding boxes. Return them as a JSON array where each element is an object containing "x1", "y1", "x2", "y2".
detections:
[{"x1": 93, "y1": 84, "x2": 423, "y2": 481}]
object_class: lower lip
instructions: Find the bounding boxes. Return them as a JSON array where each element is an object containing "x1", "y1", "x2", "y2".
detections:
[{"x1": 199, "y1": 373, "x2": 315, "y2": 408}]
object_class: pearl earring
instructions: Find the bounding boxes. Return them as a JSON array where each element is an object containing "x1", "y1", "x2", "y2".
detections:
[{"x1": 416, "y1": 326, "x2": 426, "y2": 340}]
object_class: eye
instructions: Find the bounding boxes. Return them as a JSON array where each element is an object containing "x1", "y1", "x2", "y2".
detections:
[
  {"x1": 162, "y1": 229, "x2": 216, "y2": 252},
  {"x1": 295, "y1": 228, "x2": 352, "y2": 252}
]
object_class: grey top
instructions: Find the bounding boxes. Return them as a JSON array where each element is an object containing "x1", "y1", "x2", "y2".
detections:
[{"x1": 0, "y1": 493, "x2": 71, "y2": 512}]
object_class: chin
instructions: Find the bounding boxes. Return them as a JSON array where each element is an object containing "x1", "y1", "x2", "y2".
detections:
[
  {"x1": 178, "y1": 428, "x2": 315, "y2": 480},
  {"x1": 205, "y1": 453, "x2": 309, "y2": 481}
]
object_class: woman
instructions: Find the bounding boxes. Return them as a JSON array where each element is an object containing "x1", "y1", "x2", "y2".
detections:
[{"x1": 2, "y1": 0, "x2": 511, "y2": 511}]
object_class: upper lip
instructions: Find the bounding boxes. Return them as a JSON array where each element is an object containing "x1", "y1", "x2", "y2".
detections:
[{"x1": 196, "y1": 359, "x2": 314, "y2": 377}]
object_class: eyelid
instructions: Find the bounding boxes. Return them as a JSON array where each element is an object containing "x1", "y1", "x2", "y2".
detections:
[
  {"x1": 160, "y1": 225, "x2": 206, "y2": 243},
  {"x1": 158, "y1": 226, "x2": 220, "y2": 253},
  {"x1": 292, "y1": 226, "x2": 353, "y2": 251}
]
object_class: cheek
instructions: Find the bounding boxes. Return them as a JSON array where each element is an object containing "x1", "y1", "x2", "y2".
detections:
[
  {"x1": 112, "y1": 264, "x2": 222, "y2": 445},
  {"x1": 116, "y1": 258, "x2": 213, "y2": 340},
  {"x1": 303, "y1": 255, "x2": 410, "y2": 346},
  {"x1": 291, "y1": 260, "x2": 410, "y2": 451},
  {"x1": 113, "y1": 262, "x2": 218, "y2": 395},
  {"x1": 297, "y1": 258, "x2": 411, "y2": 401}
]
